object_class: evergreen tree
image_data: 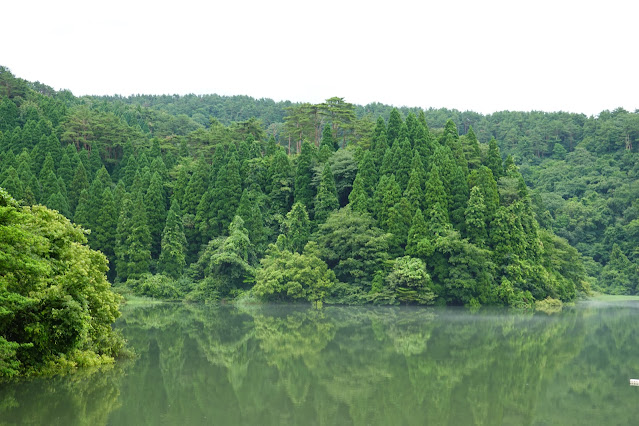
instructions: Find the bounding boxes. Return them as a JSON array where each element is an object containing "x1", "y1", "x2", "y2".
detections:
[
  {"x1": 1, "y1": 166, "x2": 23, "y2": 200},
  {"x1": 73, "y1": 189, "x2": 90, "y2": 228},
  {"x1": 372, "y1": 129, "x2": 388, "y2": 171},
  {"x1": 348, "y1": 171, "x2": 372, "y2": 214},
  {"x1": 182, "y1": 159, "x2": 209, "y2": 216},
  {"x1": 57, "y1": 151, "x2": 73, "y2": 188},
  {"x1": 294, "y1": 140, "x2": 316, "y2": 211},
  {"x1": 159, "y1": 199, "x2": 187, "y2": 279},
  {"x1": 68, "y1": 162, "x2": 89, "y2": 213},
  {"x1": 285, "y1": 202, "x2": 311, "y2": 253},
  {"x1": 172, "y1": 166, "x2": 190, "y2": 211},
  {"x1": 468, "y1": 166, "x2": 500, "y2": 220},
  {"x1": 314, "y1": 162, "x2": 339, "y2": 223},
  {"x1": 465, "y1": 186, "x2": 488, "y2": 247},
  {"x1": 319, "y1": 123, "x2": 337, "y2": 152},
  {"x1": 463, "y1": 126, "x2": 482, "y2": 170},
  {"x1": 386, "y1": 108, "x2": 403, "y2": 147},
  {"x1": 424, "y1": 164, "x2": 448, "y2": 218},
  {"x1": 406, "y1": 208, "x2": 431, "y2": 258},
  {"x1": 94, "y1": 188, "x2": 117, "y2": 273},
  {"x1": 236, "y1": 186, "x2": 267, "y2": 254},
  {"x1": 267, "y1": 150, "x2": 293, "y2": 217},
  {"x1": 115, "y1": 191, "x2": 152, "y2": 281},
  {"x1": 387, "y1": 197, "x2": 413, "y2": 253},
  {"x1": 404, "y1": 165, "x2": 425, "y2": 216},
  {"x1": 212, "y1": 153, "x2": 242, "y2": 236},
  {"x1": 486, "y1": 138, "x2": 504, "y2": 179},
  {"x1": 377, "y1": 174, "x2": 402, "y2": 231},
  {"x1": 145, "y1": 172, "x2": 167, "y2": 258},
  {"x1": 393, "y1": 138, "x2": 413, "y2": 191}
]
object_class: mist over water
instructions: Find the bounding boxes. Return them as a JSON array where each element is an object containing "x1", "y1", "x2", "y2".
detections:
[{"x1": 2, "y1": 301, "x2": 639, "y2": 425}]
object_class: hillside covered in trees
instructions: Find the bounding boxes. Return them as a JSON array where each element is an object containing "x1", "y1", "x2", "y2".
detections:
[{"x1": 1, "y1": 66, "x2": 636, "y2": 308}]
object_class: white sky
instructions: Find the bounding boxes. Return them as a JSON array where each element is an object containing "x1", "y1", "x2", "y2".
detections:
[{"x1": 3, "y1": 0, "x2": 638, "y2": 116}]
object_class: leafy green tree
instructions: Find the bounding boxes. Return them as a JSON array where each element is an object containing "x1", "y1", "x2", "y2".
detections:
[
  {"x1": 468, "y1": 166, "x2": 500, "y2": 220},
  {"x1": 316, "y1": 207, "x2": 391, "y2": 288},
  {"x1": 314, "y1": 163, "x2": 339, "y2": 223},
  {"x1": 254, "y1": 238, "x2": 335, "y2": 303},
  {"x1": 192, "y1": 215, "x2": 253, "y2": 298},
  {"x1": 385, "y1": 256, "x2": 435, "y2": 304},
  {"x1": 0, "y1": 188, "x2": 124, "y2": 378},
  {"x1": 159, "y1": 199, "x2": 187, "y2": 279}
]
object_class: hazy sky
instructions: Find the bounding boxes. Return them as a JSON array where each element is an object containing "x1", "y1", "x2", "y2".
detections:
[{"x1": 4, "y1": 0, "x2": 638, "y2": 115}]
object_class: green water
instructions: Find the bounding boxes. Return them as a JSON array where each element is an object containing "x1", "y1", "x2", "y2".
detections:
[{"x1": 2, "y1": 301, "x2": 639, "y2": 425}]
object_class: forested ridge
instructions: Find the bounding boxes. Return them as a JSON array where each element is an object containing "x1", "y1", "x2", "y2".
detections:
[{"x1": 1, "y1": 66, "x2": 637, "y2": 312}]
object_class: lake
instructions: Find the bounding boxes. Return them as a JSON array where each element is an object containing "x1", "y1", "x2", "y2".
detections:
[{"x1": 2, "y1": 300, "x2": 639, "y2": 425}]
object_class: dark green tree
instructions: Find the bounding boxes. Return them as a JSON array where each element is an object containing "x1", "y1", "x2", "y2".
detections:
[
  {"x1": 314, "y1": 162, "x2": 339, "y2": 223},
  {"x1": 158, "y1": 199, "x2": 187, "y2": 279}
]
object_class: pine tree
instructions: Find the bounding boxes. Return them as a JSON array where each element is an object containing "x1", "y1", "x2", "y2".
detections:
[
  {"x1": 424, "y1": 164, "x2": 448, "y2": 218},
  {"x1": 372, "y1": 129, "x2": 388, "y2": 171},
  {"x1": 172, "y1": 166, "x2": 190, "y2": 211},
  {"x1": 468, "y1": 166, "x2": 500, "y2": 220},
  {"x1": 448, "y1": 164, "x2": 470, "y2": 230},
  {"x1": 377, "y1": 174, "x2": 401, "y2": 231},
  {"x1": 320, "y1": 123, "x2": 337, "y2": 152},
  {"x1": 393, "y1": 138, "x2": 413, "y2": 191},
  {"x1": 465, "y1": 186, "x2": 488, "y2": 247},
  {"x1": 182, "y1": 159, "x2": 209, "y2": 216},
  {"x1": 236, "y1": 186, "x2": 267, "y2": 254},
  {"x1": 294, "y1": 140, "x2": 316, "y2": 211},
  {"x1": 115, "y1": 191, "x2": 152, "y2": 281},
  {"x1": 45, "y1": 192, "x2": 70, "y2": 217},
  {"x1": 159, "y1": 199, "x2": 187, "y2": 279},
  {"x1": 94, "y1": 187, "x2": 117, "y2": 268},
  {"x1": 1, "y1": 167, "x2": 23, "y2": 200},
  {"x1": 145, "y1": 172, "x2": 167, "y2": 258},
  {"x1": 267, "y1": 150, "x2": 293, "y2": 216},
  {"x1": 69, "y1": 162, "x2": 89, "y2": 214},
  {"x1": 403, "y1": 166, "x2": 424, "y2": 216},
  {"x1": 406, "y1": 208, "x2": 431, "y2": 258},
  {"x1": 314, "y1": 162, "x2": 339, "y2": 223},
  {"x1": 463, "y1": 126, "x2": 482, "y2": 170},
  {"x1": 212, "y1": 153, "x2": 242, "y2": 236},
  {"x1": 285, "y1": 202, "x2": 311, "y2": 253},
  {"x1": 379, "y1": 147, "x2": 394, "y2": 177},
  {"x1": 73, "y1": 189, "x2": 91, "y2": 228},
  {"x1": 57, "y1": 151, "x2": 73, "y2": 188},
  {"x1": 386, "y1": 108, "x2": 403, "y2": 147},
  {"x1": 39, "y1": 170, "x2": 60, "y2": 206},
  {"x1": 486, "y1": 138, "x2": 504, "y2": 179},
  {"x1": 387, "y1": 197, "x2": 413, "y2": 252}
]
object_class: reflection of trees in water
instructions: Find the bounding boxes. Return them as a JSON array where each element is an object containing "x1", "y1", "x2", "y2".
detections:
[
  {"x1": 7, "y1": 302, "x2": 639, "y2": 425},
  {"x1": 0, "y1": 361, "x2": 130, "y2": 426},
  {"x1": 114, "y1": 304, "x2": 589, "y2": 425}
]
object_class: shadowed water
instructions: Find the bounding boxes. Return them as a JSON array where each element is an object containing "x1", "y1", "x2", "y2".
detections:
[{"x1": 2, "y1": 300, "x2": 639, "y2": 425}]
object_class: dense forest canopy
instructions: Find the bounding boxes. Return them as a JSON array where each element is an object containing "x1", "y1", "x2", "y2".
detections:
[{"x1": 1, "y1": 66, "x2": 637, "y2": 314}]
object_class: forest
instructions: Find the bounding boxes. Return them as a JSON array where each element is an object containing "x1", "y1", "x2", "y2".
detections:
[{"x1": 1, "y1": 65, "x2": 638, "y2": 317}]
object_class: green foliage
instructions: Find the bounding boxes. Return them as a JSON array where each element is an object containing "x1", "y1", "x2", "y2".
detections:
[
  {"x1": 0, "y1": 188, "x2": 124, "y2": 377},
  {"x1": 284, "y1": 202, "x2": 311, "y2": 253},
  {"x1": 158, "y1": 199, "x2": 187, "y2": 279},
  {"x1": 385, "y1": 256, "x2": 435, "y2": 305},
  {"x1": 254, "y1": 239, "x2": 335, "y2": 303},
  {"x1": 314, "y1": 162, "x2": 339, "y2": 223}
]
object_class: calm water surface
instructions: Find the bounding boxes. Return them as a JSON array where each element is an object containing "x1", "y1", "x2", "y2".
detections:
[{"x1": 2, "y1": 301, "x2": 639, "y2": 425}]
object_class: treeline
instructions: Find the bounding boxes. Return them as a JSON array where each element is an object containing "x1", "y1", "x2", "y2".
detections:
[{"x1": 0, "y1": 67, "x2": 594, "y2": 307}]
